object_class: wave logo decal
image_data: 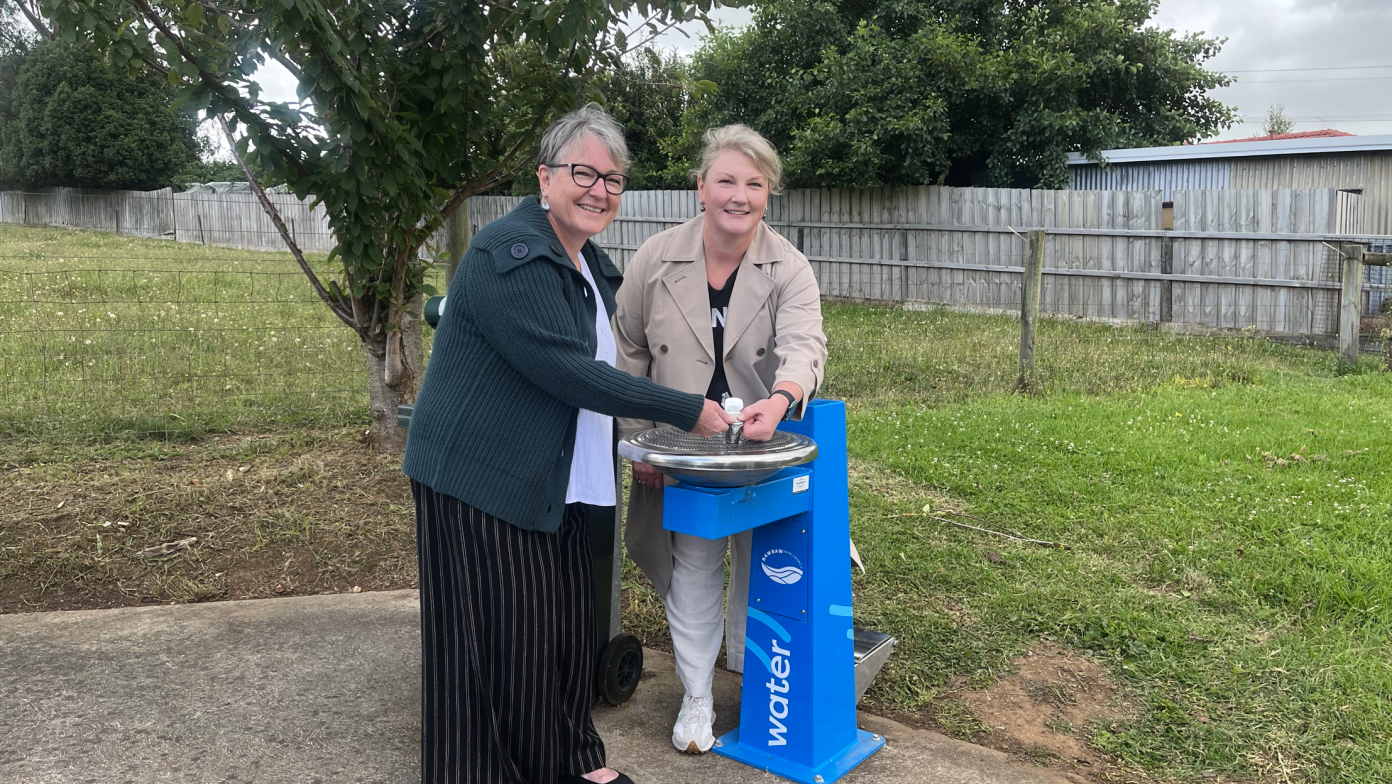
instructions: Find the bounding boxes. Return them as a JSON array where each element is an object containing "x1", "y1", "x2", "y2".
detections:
[{"x1": 760, "y1": 549, "x2": 804, "y2": 585}]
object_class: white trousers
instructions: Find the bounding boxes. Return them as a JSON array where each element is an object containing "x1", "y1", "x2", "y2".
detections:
[{"x1": 665, "y1": 528, "x2": 751, "y2": 699}]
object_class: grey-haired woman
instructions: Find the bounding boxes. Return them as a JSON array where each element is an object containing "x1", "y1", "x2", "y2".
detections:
[{"x1": 403, "y1": 103, "x2": 734, "y2": 784}]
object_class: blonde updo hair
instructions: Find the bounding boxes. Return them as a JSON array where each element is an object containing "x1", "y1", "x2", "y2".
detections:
[{"x1": 693, "y1": 124, "x2": 784, "y2": 195}]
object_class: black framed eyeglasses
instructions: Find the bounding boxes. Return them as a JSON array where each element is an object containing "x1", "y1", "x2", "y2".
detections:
[{"x1": 550, "y1": 163, "x2": 629, "y2": 195}]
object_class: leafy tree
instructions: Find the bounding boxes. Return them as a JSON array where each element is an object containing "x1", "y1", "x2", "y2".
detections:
[
  {"x1": 683, "y1": 0, "x2": 1236, "y2": 188},
  {"x1": 0, "y1": 38, "x2": 198, "y2": 190},
  {"x1": 0, "y1": 9, "x2": 36, "y2": 147},
  {"x1": 44, "y1": 0, "x2": 719, "y2": 451},
  {"x1": 1262, "y1": 104, "x2": 1294, "y2": 137},
  {"x1": 498, "y1": 48, "x2": 714, "y2": 196},
  {"x1": 173, "y1": 158, "x2": 247, "y2": 187},
  {"x1": 172, "y1": 134, "x2": 282, "y2": 188},
  {"x1": 602, "y1": 48, "x2": 714, "y2": 189}
]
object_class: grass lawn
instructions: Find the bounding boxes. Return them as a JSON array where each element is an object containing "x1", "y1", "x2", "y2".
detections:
[
  {"x1": 844, "y1": 373, "x2": 1391, "y2": 781},
  {"x1": 3, "y1": 226, "x2": 1390, "y2": 783},
  {"x1": 0, "y1": 225, "x2": 427, "y2": 438},
  {"x1": 629, "y1": 306, "x2": 1392, "y2": 783}
]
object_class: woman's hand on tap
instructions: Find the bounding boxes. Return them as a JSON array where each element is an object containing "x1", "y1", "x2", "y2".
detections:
[
  {"x1": 737, "y1": 395, "x2": 790, "y2": 441},
  {"x1": 691, "y1": 398, "x2": 737, "y2": 437}
]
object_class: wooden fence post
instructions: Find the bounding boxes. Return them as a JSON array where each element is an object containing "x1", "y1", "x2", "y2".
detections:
[
  {"x1": 1160, "y1": 236, "x2": 1174, "y2": 324},
  {"x1": 1340, "y1": 243, "x2": 1365, "y2": 366},
  {"x1": 445, "y1": 200, "x2": 470, "y2": 286},
  {"x1": 1018, "y1": 229, "x2": 1046, "y2": 388}
]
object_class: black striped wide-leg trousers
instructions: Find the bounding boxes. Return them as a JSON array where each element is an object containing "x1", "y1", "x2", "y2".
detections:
[{"x1": 413, "y1": 481, "x2": 606, "y2": 784}]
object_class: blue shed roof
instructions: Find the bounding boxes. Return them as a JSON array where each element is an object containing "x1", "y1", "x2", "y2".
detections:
[{"x1": 1067, "y1": 134, "x2": 1392, "y2": 166}]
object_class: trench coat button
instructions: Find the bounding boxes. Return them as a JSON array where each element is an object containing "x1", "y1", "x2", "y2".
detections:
[
  {"x1": 510, "y1": 243, "x2": 528, "y2": 259},
  {"x1": 550, "y1": 242, "x2": 563, "y2": 255},
  {"x1": 659, "y1": 345, "x2": 669, "y2": 354},
  {"x1": 813, "y1": 359, "x2": 819, "y2": 368},
  {"x1": 756, "y1": 348, "x2": 766, "y2": 357}
]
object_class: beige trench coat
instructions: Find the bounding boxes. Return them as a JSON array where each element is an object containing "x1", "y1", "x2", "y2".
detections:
[{"x1": 615, "y1": 214, "x2": 828, "y2": 654}]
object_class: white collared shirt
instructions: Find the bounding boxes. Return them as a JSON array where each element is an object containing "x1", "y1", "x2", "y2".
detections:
[{"x1": 565, "y1": 252, "x2": 617, "y2": 506}]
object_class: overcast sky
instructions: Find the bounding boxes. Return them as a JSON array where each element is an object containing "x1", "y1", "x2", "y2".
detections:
[
  {"x1": 246, "y1": 0, "x2": 1392, "y2": 146},
  {"x1": 1150, "y1": 0, "x2": 1392, "y2": 140}
]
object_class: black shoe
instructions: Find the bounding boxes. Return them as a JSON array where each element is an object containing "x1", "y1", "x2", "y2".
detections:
[{"x1": 558, "y1": 773, "x2": 635, "y2": 784}]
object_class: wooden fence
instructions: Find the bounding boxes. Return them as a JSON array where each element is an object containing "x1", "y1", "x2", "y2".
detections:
[
  {"x1": 2, "y1": 184, "x2": 1386, "y2": 339},
  {"x1": 0, "y1": 186, "x2": 443, "y2": 255},
  {"x1": 0, "y1": 188, "x2": 178, "y2": 238},
  {"x1": 473, "y1": 186, "x2": 1387, "y2": 338}
]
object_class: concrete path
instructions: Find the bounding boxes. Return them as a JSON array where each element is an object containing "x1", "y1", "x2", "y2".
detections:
[{"x1": 0, "y1": 591, "x2": 1076, "y2": 784}]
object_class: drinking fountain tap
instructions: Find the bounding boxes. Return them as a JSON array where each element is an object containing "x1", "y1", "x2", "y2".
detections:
[{"x1": 723, "y1": 396, "x2": 744, "y2": 447}]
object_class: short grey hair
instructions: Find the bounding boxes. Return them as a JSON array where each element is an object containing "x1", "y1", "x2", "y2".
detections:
[{"x1": 537, "y1": 103, "x2": 630, "y2": 172}]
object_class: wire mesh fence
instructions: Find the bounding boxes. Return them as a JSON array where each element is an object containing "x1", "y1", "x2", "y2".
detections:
[
  {"x1": 0, "y1": 187, "x2": 451, "y2": 256},
  {"x1": 9, "y1": 269, "x2": 1338, "y2": 444},
  {"x1": 817, "y1": 291, "x2": 1347, "y2": 412},
  {"x1": 1366, "y1": 242, "x2": 1392, "y2": 341},
  {"x1": 0, "y1": 266, "x2": 374, "y2": 439},
  {"x1": 0, "y1": 219, "x2": 457, "y2": 440},
  {"x1": 2, "y1": 195, "x2": 1387, "y2": 443}
]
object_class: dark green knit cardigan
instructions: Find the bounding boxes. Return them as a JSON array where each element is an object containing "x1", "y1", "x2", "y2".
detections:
[{"x1": 402, "y1": 197, "x2": 705, "y2": 532}]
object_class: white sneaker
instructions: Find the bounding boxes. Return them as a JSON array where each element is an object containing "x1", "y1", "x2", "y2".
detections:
[{"x1": 672, "y1": 694, "x2": 716, "y2": 753}]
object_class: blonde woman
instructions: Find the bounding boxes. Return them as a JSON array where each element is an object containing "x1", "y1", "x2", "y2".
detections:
[{"x1": 615, "y1": 125, "x2": 827, "y2": 753}]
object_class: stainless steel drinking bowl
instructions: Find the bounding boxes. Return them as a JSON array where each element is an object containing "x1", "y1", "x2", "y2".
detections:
[{"x1": 618, "y1": 427, "x2": 818, "y2": 488}]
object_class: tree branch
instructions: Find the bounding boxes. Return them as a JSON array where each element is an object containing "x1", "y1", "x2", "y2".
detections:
[
  {"x1": 270, "y1": 50, "x2": 303, "y2": 82},
  {"x1": 420, "y1": 113, "x2": 551, "y2": 241},
  {"x1": 127, "y1": 0, "x2": 312, "y2": 182},
  {"x1": 14, "y1": 0, "x2": 54, "y2": 40},
  {"x1": 218, "y1": 115, "x2": 360, "y2": 334},
  {"x1": 904, "y1": 511, "x2": 1072, "y2": 551},
  {"x1": 620, "y1": 15, "x2": 685, "y2": 56}
]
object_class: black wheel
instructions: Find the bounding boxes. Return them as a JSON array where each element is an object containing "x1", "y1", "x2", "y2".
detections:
[{"x1": 596, "y1": 633, "x2": 643, "y2": 706}]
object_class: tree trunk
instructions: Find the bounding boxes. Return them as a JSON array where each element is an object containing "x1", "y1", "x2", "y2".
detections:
[
  {"x1": 364, "y1": 301, "x2": 423, "y2": 453},
  {"x1": 402, "y1": 294, "x2": 424, "y2": 385}
]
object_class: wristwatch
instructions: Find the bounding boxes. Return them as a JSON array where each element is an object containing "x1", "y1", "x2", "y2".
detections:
[{"x1": 771, "y1": 389, "x2": 798, "y2": 420}]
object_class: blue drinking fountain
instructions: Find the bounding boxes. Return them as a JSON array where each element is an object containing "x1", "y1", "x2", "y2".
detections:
[{"x1": 619, "y1": 399, "x2": 893, "y2": 784}]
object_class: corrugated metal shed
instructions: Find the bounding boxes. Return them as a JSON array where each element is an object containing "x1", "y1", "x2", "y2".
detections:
[
  {"x1": 1066, "y1": 133, "x2": 1392, "y2": 164},
  {"x1": 1068, "y1": 135, "x2": 1392, "y2": 235},
  {"x1": 1070, "y1": 160, "x2": 1230, "y2": 201},
  {"x1": 1231, "y1": 153, "x2": 1392, "y2": 235}
]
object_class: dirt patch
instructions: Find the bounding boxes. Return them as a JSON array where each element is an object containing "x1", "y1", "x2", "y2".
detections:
[
  {"x1": 0, "y1": 429, "x2": 417, "y2": 614},
  {"x1": 877, "y1": 644, "x2": 1151, "y2": 783},
  {"x1": 955, "y1": 644, "x2": 1142, "y2": 779}
]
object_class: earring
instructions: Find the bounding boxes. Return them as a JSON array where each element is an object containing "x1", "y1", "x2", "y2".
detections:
[
  {"x1": 699, "y1": 201, "x2": 705, "y2": 212},
  {"x1": 541, "y1": 197, "x2": 550, "y2": 211}
]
